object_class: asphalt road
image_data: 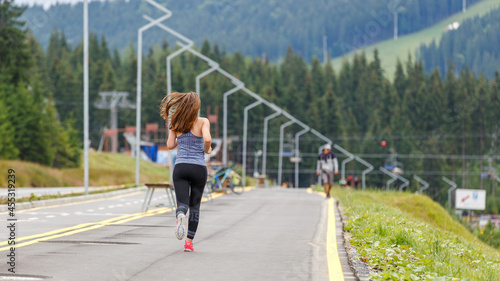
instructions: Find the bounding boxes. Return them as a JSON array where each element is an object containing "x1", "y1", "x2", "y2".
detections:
[{"x1": 0, "y1": 188, "x2": 333, "y2": 281}]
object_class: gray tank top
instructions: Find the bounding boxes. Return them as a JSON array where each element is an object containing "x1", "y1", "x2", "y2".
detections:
[{"x1": 175, "y1": 131, "x2": 206, "y2": 166}]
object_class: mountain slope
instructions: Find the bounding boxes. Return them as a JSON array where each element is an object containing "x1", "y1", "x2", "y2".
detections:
[
  {"x1": 420, "y1": 5, "x2": 500, "y2": 78},
  {"x1": 21, "y1": 0, "x2": 481, "y2": 61},
  {"x1": 331, "y1": 0, "x2": 500, "y2": 78}
]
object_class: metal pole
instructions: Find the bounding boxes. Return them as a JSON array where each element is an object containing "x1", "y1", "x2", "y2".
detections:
[
  {"x1": 294, "y1": 127, "x2": 310, "y2": 188},
  {"x1": 442, "y1": 176, "x2": 457, "y2": 209},
  {"x1": 195, "y1": 62, "x2": 219, "y2": 116},
  {"x1": 223, "y1": 84, "x2": 244, "y2": 166},
  {"x1": 323, "y1": 35, "x2": 327, "y2": 64},
  {"x1": 394, "y1": 11, "x2": 398, "y2": 40},
  {"x1": 262, "y1": 111, "x2": 281, "y2": 176},
  {"x1": 278, "y1": 120, "x2": 295, "y2": 186},
  {"x1": 355, "y1": 156, "x2": 374, "y2": 190},
  {"x1": 83, "y1": 0, "x2": 89, "y2": 194},
  {"x1": 398, "y1": 175, "x2": 410, "y2": 191},
  {"x1": 414, "y1": 175, "x2": 429, "y2": 194},
  {"x1": 380, "y1": 167, "x2": 397, "y2": 191},
  {"x1": 242, "y1": 100, "x2": 263, "y2": 186},
  {"x1": 110, "y1": 107, "x2": 118, "y2": 153},
  {"x1": 310, "y1": 129, "x2": 332, "y2": 145},
  {"x1": 136, "y1": 0, "x2": 172, "y2": 187},
  {"x1": 463, "y1": 0, "x2": 466, "y2": 13},
  {"x1": 333, "y1": 143, "x2": 356, "y2": 184},
  {"x1": 341, "y1": 155, "x2": 354, "y2": 181}
]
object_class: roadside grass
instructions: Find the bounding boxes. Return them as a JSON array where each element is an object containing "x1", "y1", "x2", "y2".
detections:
[
  {"x1": 0, "y1": 151, "x2": 169, "y2": 187},
  {"x1": 327, "y1": 187, "x2": 500, "y2": 280},
  {"x1": 331, "y1": 0, "x2": 500, "y2": 78}
]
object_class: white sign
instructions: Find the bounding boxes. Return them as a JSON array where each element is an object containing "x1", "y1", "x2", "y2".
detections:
[{"x1": 455, "y1": 189, "x2": 486, "y2": 210}]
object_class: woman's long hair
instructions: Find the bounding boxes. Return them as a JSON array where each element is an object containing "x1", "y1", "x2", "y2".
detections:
[{"x1": 160, "y1": 92, "x2": 200, "y2": 133}]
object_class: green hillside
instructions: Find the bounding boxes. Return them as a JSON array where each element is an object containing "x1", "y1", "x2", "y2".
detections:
[
  {"x1": 329, "y1": 188, "x2": 500, "y2": 280},
  {"x1": 331, "y1": 0, "x2": 500, "y2": 78},
  {"x1": 0, "y1": 152, "x2": 169, "y2": 187}
]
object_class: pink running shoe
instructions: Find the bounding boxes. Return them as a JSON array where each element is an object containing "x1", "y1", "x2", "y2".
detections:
[{"x1": 184, "y1": 241, "x2": 194, "y2": 252}]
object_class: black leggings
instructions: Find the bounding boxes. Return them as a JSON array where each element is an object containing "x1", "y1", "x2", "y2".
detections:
[{"x1": 173, "y1": 163, "x2": 207, "y2": 240}]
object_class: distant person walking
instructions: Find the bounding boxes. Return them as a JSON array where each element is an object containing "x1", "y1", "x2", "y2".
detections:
[
  {"x1": 316, "y1": 144, "x2": 338, "y2": 198},
  {"x1": 161, "y1": 91, "x2": 212, "y2": 252}
]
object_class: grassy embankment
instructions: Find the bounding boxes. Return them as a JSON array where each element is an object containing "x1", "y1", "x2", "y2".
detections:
[
  {"x1": 0, "y1": 151, "x2": 169, "y2": 188},
  {"x1": 327, "y1": 187, "x2": 500, "y2": 280},
  {"x1": 331, "y1": 0, "x2": 500, "y2": 78}
]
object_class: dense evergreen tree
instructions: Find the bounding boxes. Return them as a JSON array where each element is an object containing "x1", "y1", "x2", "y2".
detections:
[
  {"x1": 0, "y1": 0, "x2": 80, "y2": 167},
  {"x1": 2, "y1": 0, "x2": 500, "y2": 210}
]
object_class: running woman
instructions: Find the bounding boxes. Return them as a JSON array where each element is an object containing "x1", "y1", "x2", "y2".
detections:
[
  {"x1": 161, "y1": 91, "x2": 212, "y2": 252},
  {"x1": 316, "y1": 144, "x2": 338, "y2": 198}
]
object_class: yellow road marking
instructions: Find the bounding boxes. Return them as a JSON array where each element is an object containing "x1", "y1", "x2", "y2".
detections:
[
  {"x1": 0, "y1": 207, "x2": 172, "y2": 251},
  {"x1": 0, "y1": 212, "x2": 148, "y2": 246},
  {"x1": 327, "y1": 198, "x2": 345, "y2": 281}
]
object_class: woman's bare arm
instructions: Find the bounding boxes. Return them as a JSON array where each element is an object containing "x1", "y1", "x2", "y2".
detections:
[
  {"x1": 201, "y1": 118, "x2": 212, "y2": 154},
  {"x1": 167, "y1": 130, "x2": 177, "y2": 150}
]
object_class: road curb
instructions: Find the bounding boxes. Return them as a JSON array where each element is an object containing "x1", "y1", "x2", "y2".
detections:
[
  {"x1": 0, "y1": 186, "x2": 147, "y2": 212},
  {"x1": 335, "y1": 200, "x2": 373, "y2": 281}
]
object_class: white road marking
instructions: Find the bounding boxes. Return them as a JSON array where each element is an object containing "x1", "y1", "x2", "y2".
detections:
[{"x1": 46, "y1": 215, "x2": 55, "y2": 218}]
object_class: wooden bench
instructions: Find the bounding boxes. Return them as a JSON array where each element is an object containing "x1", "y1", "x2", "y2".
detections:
[
  {"x1": 142, "y1": 183, "x2": 176, "y2": 214},
  {"x1": 256, "y1": 176, "x2": 266, "y2": 188}
]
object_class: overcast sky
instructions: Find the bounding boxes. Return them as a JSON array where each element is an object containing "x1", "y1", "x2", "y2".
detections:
[{"x1": 15, "y1": 0, "x2": 106, "y2": 9}]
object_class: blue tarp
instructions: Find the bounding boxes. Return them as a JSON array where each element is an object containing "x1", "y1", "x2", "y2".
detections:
[{"x1": 141, "y1": 145, "x2": 158, "y2": 162}]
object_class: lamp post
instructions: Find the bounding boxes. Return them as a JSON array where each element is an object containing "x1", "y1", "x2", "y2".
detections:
[
  {"x1": 278, "y1": 120, "x2": 296, "y2": 186},
  {"x1": 83, "y1": 0, "x2": 89, "y2": 194},
  {"x1": 380, "y1": 167, "x2": 398, "y2": 191},
  {"x1": 261, "y1": 110, "x2": 281, "y2": 176},
  {"x1": 136, "y1": 0, "x2": 172, "y2": 186},
  {"x1": 393, "y1": 10, "x2": 398, "y2": 40},
  {"x1": 196, "y1": 62, "x2": 219, "y2": 115},
  {"x1": 223, "y1": 84, "x2": 244, "y2": 166},
  {"x1": 414, "y1": 175, "x2": 429, "y2": 194},
  {"x1": 242, "y1": 100, "x2": 263, "y2": 186},
  {"x1": 442, "y1": 177, "x2": 457, "y2": 208},
  {"x1": 341, "y1": 155, "x2": 354, "y2": 182},
  {"x1": 355, "y1": 156, "x2": 374, "y2": 190},
  {"x1": 294, "y1": 127, "x2": 309, "y2": 188}
]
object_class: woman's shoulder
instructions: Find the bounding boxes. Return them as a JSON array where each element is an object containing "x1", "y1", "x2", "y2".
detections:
[{"x1": 197, "y1": 117, "x2": 210, "y2": 124}]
